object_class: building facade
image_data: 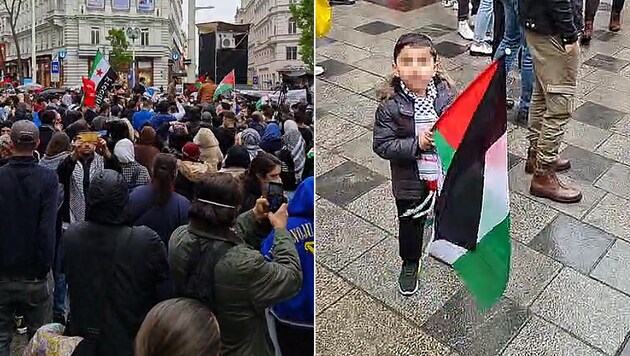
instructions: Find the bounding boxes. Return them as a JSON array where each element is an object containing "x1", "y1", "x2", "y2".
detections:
[
  {"x1": 0, "y1": 0, "x2": 185, "y2": 87},
  {"x1": 235, "y1": 0, "x2": 303, "y2": 89}
]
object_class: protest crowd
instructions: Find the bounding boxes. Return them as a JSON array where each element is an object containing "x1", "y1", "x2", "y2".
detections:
[{"x1": 0, "y1": 68, "x2": 315, "y2": 356}]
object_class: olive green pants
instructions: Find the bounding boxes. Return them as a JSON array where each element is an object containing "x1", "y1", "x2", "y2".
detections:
[{"x1": 524, "y1": 30, "x2": 579, "y2": 166}]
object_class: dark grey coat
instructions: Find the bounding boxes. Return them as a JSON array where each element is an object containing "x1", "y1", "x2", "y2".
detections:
[{"x1": 372, "y1": 77, "x2": 455, "y2": 200}]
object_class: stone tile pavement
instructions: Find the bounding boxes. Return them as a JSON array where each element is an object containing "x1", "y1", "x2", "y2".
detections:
[{"x1": 315, "y1": 1, "x2": 630, "y2": 355}]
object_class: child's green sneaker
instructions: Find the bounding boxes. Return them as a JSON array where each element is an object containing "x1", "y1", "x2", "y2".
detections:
[{"x1": 398, "y1": 261, "x2": 420, "y2": 296}]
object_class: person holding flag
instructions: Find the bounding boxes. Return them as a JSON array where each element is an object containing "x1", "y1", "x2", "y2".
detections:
[{"x1": 213, "y1": 70, "x2": 236, "y2": 101}]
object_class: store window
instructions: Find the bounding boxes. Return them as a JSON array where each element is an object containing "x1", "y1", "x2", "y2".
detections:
[{"x1": 285, "y1": 46, "x2": 297, "y2": 60}]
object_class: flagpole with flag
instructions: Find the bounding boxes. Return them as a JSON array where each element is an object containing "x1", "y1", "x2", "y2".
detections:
[
  {"x1": 87, "y1": 49, "x2": 118, "y2": 106},
  {"x1": 315, "y1": 0, "x2": 332, "y2": 76},
  {"x1": 213, "y1": 69, "x2": 236, "y2": 100},
  {"x1": 428, "y1": 54, "x2": 511, "y2": 311}
]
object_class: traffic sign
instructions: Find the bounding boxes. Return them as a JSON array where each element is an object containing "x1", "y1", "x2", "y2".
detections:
[
  {"x1": 171, "y1": 51, "x2": 180, "y2": 61},
  {"x1": 58, "y1": 49, "x2": 66, "y2": 60},
  {"x1": 252, "y1": 75, "x2": 258, "y2": 85},
  {"x1": 51, "y1": 61, "x2": 60, "y2": 82}
]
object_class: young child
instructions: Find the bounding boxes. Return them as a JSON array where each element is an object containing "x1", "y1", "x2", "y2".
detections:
[{"x1": 373, "y1": 33, "x2": 456, "y2": 296}]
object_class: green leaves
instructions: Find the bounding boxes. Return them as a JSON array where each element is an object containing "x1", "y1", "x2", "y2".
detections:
[
  {"x1": 289, "y1": 0, "x2": 314, "y2": 70},
  {"x1": 106, "y1": 28, "x2": 133, "y2": 73}
]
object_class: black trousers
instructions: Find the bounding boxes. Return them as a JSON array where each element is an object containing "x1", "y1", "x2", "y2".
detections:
[
  {"x1": 275, "y1": 320, "x2": 314, "y2": 356},
  {"x1": 585, "y1": 0, "x2": 626, "y2": 21},
  {"x1": 395, "y1": 198, "x2": 428, "y2": 263},
  {"x1": 492, "y1": 0, "x2": 505, "y2": 57},
  {"x1": 458, "y1": 0, "x2": 481, "y2": 20}
]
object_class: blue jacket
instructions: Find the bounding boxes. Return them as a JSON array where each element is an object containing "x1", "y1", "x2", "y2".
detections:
[
  {"x1": 150, "y1": 113, "x2": 176, "y2": 131},
  {"x1": 0, "y1": 156, "x2": 59, "y2": 279},
  {"x1": 132, "y1": 110, "x2": 154, "y2": 131},
  {"x1": 260, "y1": 177, "x2": 314, "y2": 329}
]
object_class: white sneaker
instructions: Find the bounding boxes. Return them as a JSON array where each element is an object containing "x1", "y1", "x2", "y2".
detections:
[
  {"x1": 458, "y1": 20, "x2": 474, "y2": 40},
  {"x1": 315, "y1": 65, "x2": 325, "y2": 76},
  {"x1": 452, "y1": 0, "x2": 458, "y2": 10},
  {"x1": 442, "y1": 0, "x2": 453, "y2": 7},
  {"x1": 470, "y1": 41, "x2": 493, "y2": 56}
]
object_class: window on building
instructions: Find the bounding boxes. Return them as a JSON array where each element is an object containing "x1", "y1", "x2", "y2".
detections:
[
  {"x1": 90, "y1": 27, "x2": 100, "y2": 45},
  {"x1": 141, "y1": 28, "x2": 149, "y2": 46},
  {"x1": 286, "y1": 46, "x2": 298, "y2": 60},
  {"x1": 288, "y1": 18, "x2": 297, "y2": 34}
]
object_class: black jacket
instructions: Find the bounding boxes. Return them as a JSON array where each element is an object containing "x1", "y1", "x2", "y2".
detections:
[
  {"x1": 38, "y1": 125, "x2": 56, "y2": 157},
  {"x1": 63, "y1": 170, "x2": 168, "y2": 356},
  {"x1": 0, "y1": 156, "x2": 59, "y2": 279},
  {"x1": 372, "y1": 78, "x2": 455, "y2": 200},
  {"x1": 520, "y1": 0, "x2": 579, "y2": 44}
]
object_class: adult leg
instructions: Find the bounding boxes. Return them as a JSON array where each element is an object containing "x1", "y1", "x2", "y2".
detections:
[
  {"x1": 610, "y1": 0, "x2": 624, "y2": 31},
  {"x1": 582, "y1": 0, "x2": 601, "y2": 43},
  {"x1": 471, "y1": 0, "x2": 494, "y2": 55},
  {"x1": 0, "y1": 281, "x2": 16, "y2": 356},
  {"x1": 525, "y1": 31, "x2": 581, "y2": 203},
  {"x1": 21, "y1": 278, "x2": 53, "y2": 341},
  {"x1": 492, "y1": 0, "x2": 505, "y2": 56},
  {"x1": 573, "y1": 0, "x2": 584, "y2": 32},
  {"x1": 458, "y1": 0, "x2": 475, "y2": 39}
]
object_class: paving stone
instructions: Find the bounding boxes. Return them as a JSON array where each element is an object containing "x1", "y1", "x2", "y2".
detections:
[
  {"x1": 327, "y1": 93, "x2": 378, "y2": 129},
  {"x1": 584, "y1": 87, "x2": 630, "y2": 114},
  {"x1": 351, "y1": 55, "x2": 393, "y2": 78},
  {"x1": 504, "y1": 241, "x2": 563, "y2": 307},
  {"x1": 324, "y1": 69, "x2": 384, "y2": 94},
  {"x1": 594, "y1": 163, "x2": 630, "y2": 199},
  {"x1": 528, "y1": 214, "x2": 615, "y2": 274},
  {"x1": 316, "y1": 145, "x2": 348, "y2": 177},
  {"x1": 415, "y1": 23, "x2": 455, "y2": 38},
  {"x1": 591, "y1": 239, "x2": 630, "y2": 296},
  {"x1": 572, "y1": 101, "x2": 627, "y2": 130},
  {"x1": 317, "y1": 41, "x2": 373, "y2": 65},
  {"x1": 317, "y1": 36, "x2": 338, "y2": 48},
  {"x1": 422, "y1": 289, "x2": 529, "y2": 356},
  {"x1": 621, "y1": 341, "x2": 630, "y2": 356},
  {"x1": 507, "y1": 126, "x2": 530, "y2": 159},
  {"x1": 583, "y1": 53, "x2": 630, "y2": 72},
  {"x1": 317, "y1": 161, "x2": 388, "y2": 207},
  {"x1": 562, "y1": 119, "x2": 612, "y2": 150},
  {"x1": 364, "y1": 0, "x2": 442, "y2": 12},
  {"x1": 316, "y1": 198, "x2": 387, "y2": 271},
  {"x1": 582, "y1": 68, "x2": 630, "y2": 94},
  {"x1": 317, "y1": 58, "x2": 355, "y2": 77},
  {"x1": 508, "y1": 192, "x2": 559, "y2": 245},
  {"x1": 555, "y1": 145, "x2": 614, "y2": 183},
  {"x1": 530, "y1": 268, "x2": 630, "y2": 355},
  {"x1": 584, "y1": 193, "x2": 630, "y2": 242},
  {"x1": 612, "y1": 114, "x2": 630, "y2": 136},
  {"x1": 316, "y1": 114, "x2": 368, "y2": 149},
  {"x1": 507, "y1": 152, "x2": 522, "y2": 171},
  {"x1": 434, "y1": 41, "x2": 468, "y2": 58},
  {"x1": 346, "y1": 181, "x2": 397, "y2": 234},
  {"x1": 508, "y1": 161, "x2": 607, "y2": 220},
  {"x1": 316, "y1": 264, "x2": 354, "y2": 315},
  {"x1": 336, "y1": 132, "x2": 391, "y2": 179},
  {"x1": 339, "y1": 237, "x2": 462, "y2": 327},
  {"x1": 317, "y1": 79, "x2": 355, "y2": 107},
  {"x1": 316, "y1": 289, "x2": 452, "y2": 356},
  {"x1": 595, "y1": 133, "x2": 630, "y2": 165},
  {"x1": 355, "y1": 20, "x2": 400, "y2": 35},
  {"x1": 502, "y1": 315, "x2": 606, "y2": 356}
]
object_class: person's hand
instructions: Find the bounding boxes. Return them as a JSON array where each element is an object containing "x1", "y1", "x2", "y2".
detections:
[
  {"x1": 418, "y1": 129, "x2": 434, "y2": 150},
  {"x1": 253, "y1": 197, "x2": 269, "y2": 222},
  {"x1": 95, "y1": 138, "x2": 111, "y2": 159},
  {"x1": 268, "y1": 203, "x2": 288, "y2": 229},
  {"x1": 70, "y1": 140, "x2": 81, "y2": 161},
  {"x1": 565, "y1": 42, "x2": 579, "y2": 54}
]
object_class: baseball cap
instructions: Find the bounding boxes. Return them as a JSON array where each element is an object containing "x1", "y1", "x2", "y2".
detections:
[
  {"x1": 10, "y1": 120, "x2": 39, "y2": 144},
  {"x1": 182, "y1": 142, "x2": 201, "y2": 161}
]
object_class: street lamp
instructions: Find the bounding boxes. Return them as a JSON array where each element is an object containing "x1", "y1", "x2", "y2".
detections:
[
  {"x1": 126, "y1": 27, "x2": 140, "y2": 86},
  {"x1": 186, "y1": 1, "x2": 214, "y2": 83},
  {"x1": 31, "y1": 0, "x2": 35, "y2": 82}
]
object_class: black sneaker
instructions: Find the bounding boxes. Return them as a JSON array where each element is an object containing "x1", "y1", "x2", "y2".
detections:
[
  {"x1": 398, "y1": 262, "x2": 419, "y2": 296},
  {"x1": 516, "y1": 110, "x2": 529, "y2": 126}
]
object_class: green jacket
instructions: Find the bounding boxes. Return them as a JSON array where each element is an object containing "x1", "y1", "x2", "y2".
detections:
[{"x1": 168, "y1": 210, "x2": 303, "y2": 356}]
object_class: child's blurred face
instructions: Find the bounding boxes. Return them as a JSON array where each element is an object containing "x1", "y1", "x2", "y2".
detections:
[{"x1": 394, "y1": 45, "x2": 436, "y2": 94}]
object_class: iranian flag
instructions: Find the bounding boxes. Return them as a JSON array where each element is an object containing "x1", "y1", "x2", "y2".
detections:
[
  {"x1": 213, "y1": 70, "x2": 235, "y2": 99},
  {"x1": 88, "y1": 50, "x2": 118, "y2": 105},
  {"x1": 429, "y1": 56, "x2": 511, "y2": 310}
]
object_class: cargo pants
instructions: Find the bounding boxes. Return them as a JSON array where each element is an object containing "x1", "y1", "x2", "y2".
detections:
[{"x1": 524, "y1": 30, "x2": 579, "y2": 166}]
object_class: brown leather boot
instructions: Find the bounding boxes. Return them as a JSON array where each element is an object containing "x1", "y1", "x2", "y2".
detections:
[
  {"x1": 581, "y1": 20, "x2": 594, "y2": 45},
  {"x1": 530, "y1": 166, "x2": 583, "y2": 203},
  {"x1": 610, "y1": 12, "x2": 621, "y2": 32},
  {"x1": 524, "y1": 149, "x2": 571, "y2": 174}
]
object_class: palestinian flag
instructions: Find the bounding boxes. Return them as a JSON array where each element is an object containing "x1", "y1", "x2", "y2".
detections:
[
  {"x1": 255, "y1": 94, "x2": 269, "y2": 110},
  {"x1": 88, "y1": 50, "x2": 118, "y2": 106},
  {"x1": 195, "y1": 74, "x2": 205, "y2": 90},
  {"x1": 213, "y1": 70, "x2": 235, "y2": 100},
  {"x1": 430, "y1": 56, "x2": 511, "y2": 310}
]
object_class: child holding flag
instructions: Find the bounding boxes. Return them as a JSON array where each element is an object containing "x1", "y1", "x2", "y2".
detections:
[{"x1": 372, "y1": 33, "x2": 456, "y2": 296}]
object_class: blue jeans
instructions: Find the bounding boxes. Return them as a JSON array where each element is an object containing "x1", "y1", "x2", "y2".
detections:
[
  {"x1": 52, "y1": 236, "x2": 67, "y2": 320},
  {"x1": 474, "y1": 0, "x2": 494, "y2": 42},
  {"x1": 494, "y1": 0, "x2": 533, "y2": 114}
]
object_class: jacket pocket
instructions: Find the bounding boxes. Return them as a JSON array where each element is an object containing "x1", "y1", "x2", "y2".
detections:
[{"x1": 549, "y1": 36, "x2": 566, "y2": 53}]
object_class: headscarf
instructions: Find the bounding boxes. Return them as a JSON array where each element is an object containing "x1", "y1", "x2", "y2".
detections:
[
  {"x1": 223, "y1": 144, "x2": 250, "y2": 169},
  {"x1": 282, "y1": 120, "x2": 306, "y2": 184},
  {"x1": 260, "y1": 122, "x2": 282, "y2": 153},
  {"x1": 240, "y1": 128, "x2": 263, "y2": 161},
  {"x1": 114, "y1": 138, "x2": 135, "y2": 164},
  {"x1": 138, "y1": 126, "x2": 157, "y2": 145},
  {"x1": 193, "y1": 128, "x2": 223, "y2": 172}
]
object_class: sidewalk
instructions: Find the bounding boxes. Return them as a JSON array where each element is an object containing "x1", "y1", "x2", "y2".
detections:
[{"x1": 315, "y1": 1, "x2": 630, "y2": 355}]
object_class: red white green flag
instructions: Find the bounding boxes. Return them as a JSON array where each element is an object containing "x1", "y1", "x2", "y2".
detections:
[
  {"x1": 213, "y1": 70, "x2": 235, "y2": 99},
  {"x1": 430, "y1": 56, "x2": 511, "y2": 310}
]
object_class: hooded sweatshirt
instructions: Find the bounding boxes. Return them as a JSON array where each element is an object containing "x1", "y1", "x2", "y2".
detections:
[
  {"x1": 260, "y1": 177, "x2": 314, "y2": 329},
  {"x1": 193, "y1": 128, "x2": 223, "y2": 173}
]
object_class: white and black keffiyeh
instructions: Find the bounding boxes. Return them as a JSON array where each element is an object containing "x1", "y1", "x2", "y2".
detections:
[{"x1": 69, "y1": 154, "x2": 105, "y2": 223}]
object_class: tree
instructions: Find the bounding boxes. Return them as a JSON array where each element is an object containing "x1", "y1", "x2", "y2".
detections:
[
  {"x1": 106, "y1": 28, "x2": 133, "y2": 73},
  {"x1": 290, "y1": 0, "x2": 313, "y2": 69},
  {"x1": 1, "y1": 0, "x2": 24, "y2": 79}
]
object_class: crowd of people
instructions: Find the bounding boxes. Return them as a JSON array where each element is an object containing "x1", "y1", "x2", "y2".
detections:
[{"x1": 0, "y1": 80, "x2": 315, "y2": 356}]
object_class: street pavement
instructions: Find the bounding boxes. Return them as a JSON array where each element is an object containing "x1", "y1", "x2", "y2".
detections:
[{"x1": 315, "y1": 1, "x2": 630, "y2": 355}]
